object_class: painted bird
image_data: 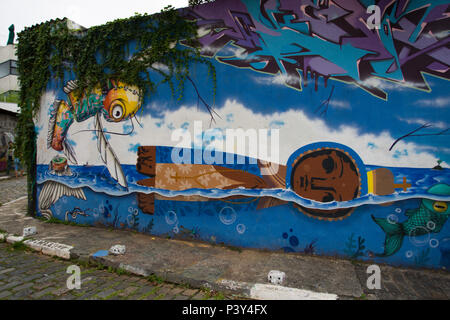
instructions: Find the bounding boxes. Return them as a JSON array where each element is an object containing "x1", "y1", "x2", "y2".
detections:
[
  {"x1": 372, "y1": 183, "x2": 450, "y2": 257},
  {"x1": 47, "y1": 79, "x2": 142, "y2": 187}
]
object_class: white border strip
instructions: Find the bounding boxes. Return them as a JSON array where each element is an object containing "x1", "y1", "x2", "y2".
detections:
[
  {"x1": 250, "y1": 283, "x2": 338, "y2": 300},
  {"x1": 217, "y1": 279, "x2": 338, "y2": 300},
  {"x1": 2, "y1": 195, "x2": 28, "y2": 207}
]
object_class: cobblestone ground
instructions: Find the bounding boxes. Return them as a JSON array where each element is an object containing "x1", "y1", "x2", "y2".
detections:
[
  {"x1": 0, "y1": 243, "x2": 232, "y2": 300},
  {"x1": 353, "y1": 263, "x2": 450, "y2": 300},
  {"x1": 0, "y1": 176, "x2": 27, "y2": 205}
]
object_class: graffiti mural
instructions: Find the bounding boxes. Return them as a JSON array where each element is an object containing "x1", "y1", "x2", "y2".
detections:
[
  {"x1": 33, "y1": 0, "x2": 450, "y2": 270},
  {"x1": 182, "y1": 0, "x2": 450, "y2": 100}
]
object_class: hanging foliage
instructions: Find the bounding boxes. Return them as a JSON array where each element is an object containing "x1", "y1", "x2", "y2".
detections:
[{"x1": 15, "y1": 5, "x2": 216, "y2": 215}]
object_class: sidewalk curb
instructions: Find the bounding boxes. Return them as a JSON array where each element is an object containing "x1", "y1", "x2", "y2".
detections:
[{"x1": 1, "y1": 233, "x2": 73, "y2": 260}]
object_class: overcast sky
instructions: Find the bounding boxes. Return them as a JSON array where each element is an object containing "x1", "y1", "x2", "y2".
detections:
[{"x1": 0, "y1": 0, "x2": 189, "y2": 45}]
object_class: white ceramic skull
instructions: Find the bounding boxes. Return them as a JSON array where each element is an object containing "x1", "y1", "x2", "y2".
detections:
[
  {"x1": 268, "y1": 270, "x2": 285, "y2": 285},
  {"x1": 23, "y1": 226, "x2": 37, "y2": 237},
  {"x1": 109, "y1": 244, "x2": 126, "y2": 255}
]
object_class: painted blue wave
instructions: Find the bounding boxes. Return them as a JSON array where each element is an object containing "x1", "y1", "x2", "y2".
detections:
[{"x1": 37, "y1": 164, "x2": 450, "y2": 210}]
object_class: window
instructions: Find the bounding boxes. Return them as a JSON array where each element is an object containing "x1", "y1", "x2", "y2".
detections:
[
  {"x1": 10, "y1": 60, "x2": 18, "y2": 76},
  {"x1": 0, "y1": 60, "x2": 18, "y2": 78}
]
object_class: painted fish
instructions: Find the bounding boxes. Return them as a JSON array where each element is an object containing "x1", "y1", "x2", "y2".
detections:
[
  {"x1": 47, "y1": 79, "x2": 142, "y2": 187},
  {"x1": 372, "y1": 183, "x2": 450, "y2": 257}
]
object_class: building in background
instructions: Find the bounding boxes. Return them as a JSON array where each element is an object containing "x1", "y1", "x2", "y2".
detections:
[
  {"x1": 0, "y1": 102, "x2": 18, "y2": 172},
  {"x1": 0, "y1": 44, "x2": 18, "y2": 171},
  {"x1": 0, "y1": 44, "x2": 19, "y2": 103}
]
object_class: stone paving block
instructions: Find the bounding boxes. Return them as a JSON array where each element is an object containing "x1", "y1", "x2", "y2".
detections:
[
  {"x1": 129, "y1": 285, "x2": 158, "y2": 299},
  {"x1": 173, "y1": 295, "x2": 190, "y2": 300},
  {"x1": 96, "y1": 288, "x2": 117, "y2": 299},
  {"x1": 0, "y1": 280, "x2": 22, "y2": 291},
  {"x1": 31, "y1": 286, "x2": 57, "y2": 299},
  {"x1": 0, "y1": 268, "x2": 15, "y2": 275},
  {"x1": 117, "y1": 286, "x2": 139, "y2": 297},
  {"x1": 157, "y1": 284, "x2": 176, "y2": 295},
  {"x1": 7, "y1": 275, "x2": 24, "y2": 283},
  {"x1": 32, "y1": 281, "x2": 54, "y2": 291},
  {"x1": 21, "y1": 274, "x2": 42, "y2": 282},
  {"x1": 10, "y1": 288, "x2": 33, "y2": 300},
  {"x1": 52, "y1": 287, "x2": 74, "y2": 297},
  {"x1": 0, "y1": 290, "x2": 13, "y2": 299},
  {"x1": 154, "y1": 293, "x2": 168, "y2": 300},
  {"x1": 170, "y1": 287, "x2": 185, "y2": 295},
  {"x1": 191, "y1": 293, "x2": 207, "y2": 300},
  {"x1": 140, "y1": 293, "x2": 158, "y2": 300},
  {"x1": 34, "y1": 274, "x2": 57, "y2": 283},
  {"x1": 59, "y1": 294, "x2": 77, "y2": 300},
  {"x1": 111, "y1": 282, "x2": 130, "y2": 291},
  {"x1": 181, "y1": 288, "x2": 199, "y2": 296},
  {"x1": 12, "y1": 282, "x2": 33, "y2": 292}
]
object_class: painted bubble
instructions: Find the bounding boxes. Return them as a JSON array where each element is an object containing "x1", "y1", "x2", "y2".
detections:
[
  {"x1": 165, "y1": 211, "x2": 178, "y2": 225},
  {"x1": 127, "y1": 214, "x2": 135, "y2": 227},
  {"x1": 236, "y1": 224, "x2": 246, "y2": 234},
  {"x1": 219, "y1": 206, "x2": 237, "y2": 225},
  {"x1": 429, "y1": 239, "x2": 439, "y2": 248},
  {"x1": 289, "y1": 236, "x2": 299, "y2": 247},
  {"x1": 387, "y1": 214, "x2": 398, "y2": 224}
]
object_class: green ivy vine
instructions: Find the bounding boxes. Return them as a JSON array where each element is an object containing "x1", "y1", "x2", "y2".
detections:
[{"x1": 15, "y1": 5, "x2": 216, "y2": 215}]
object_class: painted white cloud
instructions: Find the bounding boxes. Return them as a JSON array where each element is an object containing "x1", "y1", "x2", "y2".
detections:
[
  {"x1": 356, "y1": 78, "x2": 430, "y2": 92},
  {"x1": 398, "y1": 117, "x2": 448, "y2": 130},
  {"x1": 329, "y1": 100, "x2": 351, "y2": 110},
  {"x1": 415, "y1": 145, "x2": 450, "y2": 155},
  {"x1": 415, "y1": 97, "x2": 450, "y2": 108},
  {"x1": 35, "y1": 96, "x2": 445, "y2": 169},
  {"x1": 254, "y1": 73, "x2": 300, "y2": 87}
]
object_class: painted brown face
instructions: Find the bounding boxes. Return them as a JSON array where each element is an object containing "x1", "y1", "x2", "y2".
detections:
[{"x1": 291, "y1": 149, "x2": 361, "y2": 220}]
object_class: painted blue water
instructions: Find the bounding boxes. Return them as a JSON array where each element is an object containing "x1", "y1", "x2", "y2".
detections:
[
  {"x1": 35, "y1": 159, "x2": 450, "y2": 269},
  {"x1": 37, "y1": 164, "x2": 450, "y2": 210},
  {"x1": 37, "y1": 186, "x2": 450, "y2": 269}
]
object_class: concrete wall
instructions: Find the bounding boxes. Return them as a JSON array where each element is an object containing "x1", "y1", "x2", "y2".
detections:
[
  {"x1": 0, "y1": 45, "x2": 17, "y2": 62},
  {"x1": 34, "y1": 0, "x2": 450, "y2": 269},
  {"x1": 0, "y1": 75, "x2": 19, "y2": 95},
  {"x1": 0, "y1": 45, "x2": 18, "y2": 96}
]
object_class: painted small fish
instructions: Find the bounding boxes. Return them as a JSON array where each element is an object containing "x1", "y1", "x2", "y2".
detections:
[
  {"x1": 372, "y1": 183, "x2": 450, "y2": 257},
  {"x1": 47, "y1": 80, "x2": 142, "y2": 187}
]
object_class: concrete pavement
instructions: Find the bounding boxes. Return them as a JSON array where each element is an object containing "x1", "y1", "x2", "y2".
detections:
[{"x1": 0, "y1": 175, "x2": 26, "y2": 205}]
